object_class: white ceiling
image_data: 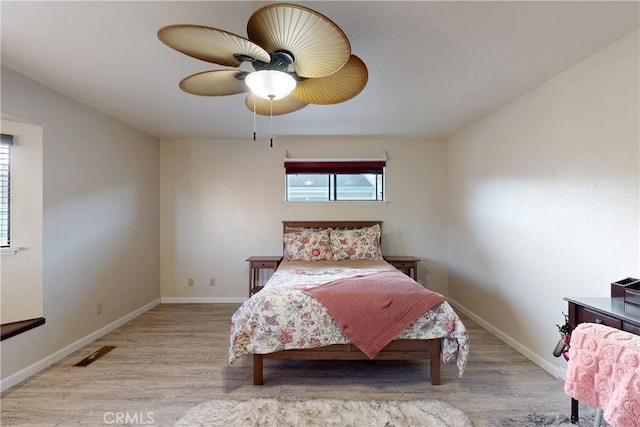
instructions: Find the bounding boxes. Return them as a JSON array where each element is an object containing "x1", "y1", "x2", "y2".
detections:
[{"x1": 2, "y1": 1, "x2": 638, "y2": 140}]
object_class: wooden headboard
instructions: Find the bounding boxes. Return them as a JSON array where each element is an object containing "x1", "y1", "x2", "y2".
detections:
[{"x1": 282, "y1": 221, "x2": 382, "y2": 233}]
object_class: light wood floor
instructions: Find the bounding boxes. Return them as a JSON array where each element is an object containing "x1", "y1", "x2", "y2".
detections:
[{"x1": 1, "y1": 304, "x2": 594, "y2": 426}]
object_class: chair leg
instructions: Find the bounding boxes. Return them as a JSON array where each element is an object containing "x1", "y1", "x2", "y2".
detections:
[{"x1": 593, "y1": 408, "x2": 603, "y2": 427}]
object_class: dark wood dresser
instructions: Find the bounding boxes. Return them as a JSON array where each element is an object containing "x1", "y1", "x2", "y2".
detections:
[
  {"x1": 565, "y1": 297, "x2": 640, "y2": 335},
  {"x1": 563, "y1": 296, "x2": 640, "y2": 423}
]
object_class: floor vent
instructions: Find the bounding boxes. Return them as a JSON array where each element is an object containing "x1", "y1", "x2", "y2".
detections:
[{"x1": 74, "y1": 346, "x2": 116, "y2": 367}]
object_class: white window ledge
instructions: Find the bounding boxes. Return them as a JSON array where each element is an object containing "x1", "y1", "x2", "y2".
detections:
[
  {"x1": 283, "y1": 200, "x2": 390, "y2": 206},
  {"x1": 1, "y1": 247, "x2": 24, "y2": 256}
]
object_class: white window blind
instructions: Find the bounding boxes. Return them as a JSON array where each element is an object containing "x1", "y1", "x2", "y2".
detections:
[{"x1": 0, "y1": 134, "x2": 13, "y2": 247}]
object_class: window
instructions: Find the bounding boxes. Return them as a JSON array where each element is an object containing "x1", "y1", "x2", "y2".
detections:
[
  {"x1": 0, "y1": 134, "x2": 12, "y2": 247},
  {"x1": 285, "y1": 159, "x2": 385, "y2": 202},
  {"x1": 0, "y1": 120, "x2": 43, "y2": 331}
]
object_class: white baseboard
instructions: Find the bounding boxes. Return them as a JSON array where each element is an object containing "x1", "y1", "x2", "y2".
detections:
[
  {"x1": 160, "y1": 297, "x2": 246, "y2": 304},
  {"x1": 447, "y1": 298, "x2": 567, "y2": 380},
  {"x1": 1, "y1": 298, "x2": 161, "y2": 392}
]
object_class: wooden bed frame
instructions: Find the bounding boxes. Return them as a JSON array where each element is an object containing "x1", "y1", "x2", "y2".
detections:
[{"x1": 252, "y1": 220, "x2": 443, "y2": 386}]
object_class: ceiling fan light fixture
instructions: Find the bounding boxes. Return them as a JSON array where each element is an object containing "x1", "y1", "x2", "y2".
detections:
[
  {"x1": 245, "y1": 70, "x2": 296, "y2": 100},
  {"x1": 159, "y1": 3, "x2": 367, "y2": 119}
]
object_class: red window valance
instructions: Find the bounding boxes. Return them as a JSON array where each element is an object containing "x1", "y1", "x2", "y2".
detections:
[{"x1": 284, "y1": 160, "x2": 385, "y2": 175}]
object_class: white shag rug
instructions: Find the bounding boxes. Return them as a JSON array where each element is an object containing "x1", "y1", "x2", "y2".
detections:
[
  {"x1": 490, "y1": 411, "x2": 608, "y2": 426},
  {"x1": 175, "y1": 397, "x2": 473, "y2": 427}
]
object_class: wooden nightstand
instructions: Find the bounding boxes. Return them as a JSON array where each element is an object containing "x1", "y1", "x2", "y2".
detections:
[
  {"x1": 383, "y1": 256, "x2": 420, "y2": 281},
  {"x1": 246, "y1": 256, "x2": 282, "y2": 296}
]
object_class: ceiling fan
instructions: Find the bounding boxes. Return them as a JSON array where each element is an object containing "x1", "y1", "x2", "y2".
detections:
[{"x1": 157, "y1": 3, "x2": 368, "y2": 118}]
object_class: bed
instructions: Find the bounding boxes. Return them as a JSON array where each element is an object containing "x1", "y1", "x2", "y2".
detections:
[{"x1": 229, "y1": 221, "x2": 469, "y2": 385}]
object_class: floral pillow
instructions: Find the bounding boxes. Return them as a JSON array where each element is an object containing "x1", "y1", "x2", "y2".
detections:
[
  {"x1": 330, "y1": 224, "x2": 383, "y2": 260},
  {"x1": 283, "y1": 229, "x2": 333, "y2": 261}
]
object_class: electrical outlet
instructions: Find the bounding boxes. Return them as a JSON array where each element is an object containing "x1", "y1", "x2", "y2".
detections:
[
  {"x1": 210, "y1": 278, "x2": 215, "y2": 287},
  {"x1": 188, "y1": 278, "x2": 194, "y2": 287},
  {"x1": 96, "y1": 303, "x2": 102, "y2": 315}
]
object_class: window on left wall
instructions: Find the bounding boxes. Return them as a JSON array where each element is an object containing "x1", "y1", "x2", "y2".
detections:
[
  {"x1": 0, "y1": 121, "x2": 44, "y2": 340},
  {"x1": 0, "y1": 134, "x2": 13, "y2": 248}
]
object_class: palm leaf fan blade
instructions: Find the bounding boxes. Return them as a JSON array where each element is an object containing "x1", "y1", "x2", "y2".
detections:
[
  {"x1": 158, "y1": 24, "x2": 270, "y2": 66},
  {"x1": 180, "y1": 70, "x2": 249, "y2": 96},
  {"x1": 245, "y1": 93, "x2": 308, "y2": 116},
  {"x1": 247, "y1": 3, "x2": 350, "y2": 78},
  {"x1": 293, "y1": 55, "x2": 368, "y2": 105}
]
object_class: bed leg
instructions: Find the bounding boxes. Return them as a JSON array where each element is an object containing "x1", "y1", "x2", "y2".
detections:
[
  {"x1": 253, "y1": 354, "x2": 264, "y2": 385},
  {"x1": 430, "y1": 339, "x2": 441, "y2": 385}
]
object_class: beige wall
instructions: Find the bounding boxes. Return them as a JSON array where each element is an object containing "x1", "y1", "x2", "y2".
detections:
[
  {"x1": 160, "y1": 136, "x2": 449, "y2": 300},
  {"x1": 447, "y1": 29, "x2": 640, "y2": 378},
  {"x1": 0, "y1": 66, "x2": 161, "y2": 387}
]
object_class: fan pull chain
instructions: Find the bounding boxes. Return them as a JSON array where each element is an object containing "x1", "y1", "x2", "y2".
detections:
[
  {"x1": 269, "y1": 96, "x2": 274, "y2": 148},
  {"x1": 252, "y1": 96, "x2": 257, "y2": 141}
]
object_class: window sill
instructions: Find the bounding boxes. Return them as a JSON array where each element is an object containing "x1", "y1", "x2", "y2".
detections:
[
  {"x1": 1, "y1": 317, "x2": 46, "y2": 341},
  {"x1": 1, "y1": 247, "x2": 24, "y2": 256},
  {"x1": 283, "y1": 201, "x2": 389, "y2": 205}
]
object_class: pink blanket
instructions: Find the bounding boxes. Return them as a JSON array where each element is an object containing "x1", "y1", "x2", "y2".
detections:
[
  {"x1": 564, "y1": 323, "x2": 640, "y2": 427},
  {"x1": 300, "y1": 270, "x2": 446, "y2": 359}
]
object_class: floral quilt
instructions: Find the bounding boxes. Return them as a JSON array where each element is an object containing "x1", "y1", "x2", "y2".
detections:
[{"x1": 229, "y1": 260, "x2": 469, "y2": 376}]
